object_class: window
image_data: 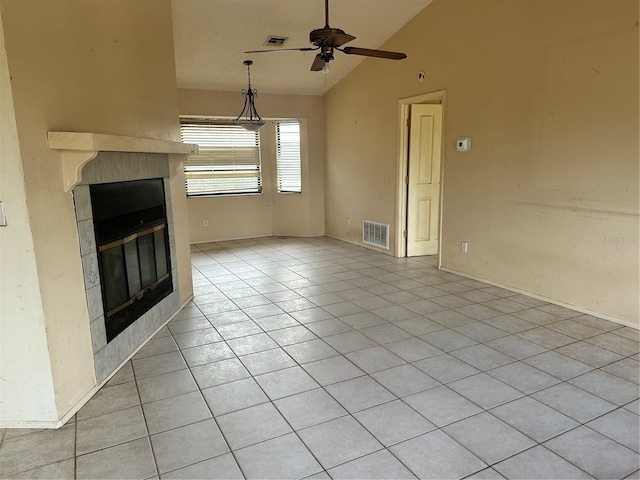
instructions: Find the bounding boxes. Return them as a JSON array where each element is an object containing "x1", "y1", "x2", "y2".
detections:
[
  {"x1": 275, "y1": 120, "x2": 302, "y2": 193},
  {"x1": 180, "y1": 121, "x2": 261, "y2": 196}
]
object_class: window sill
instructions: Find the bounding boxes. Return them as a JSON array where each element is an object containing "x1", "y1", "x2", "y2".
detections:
[{"x1": 187, "y1": 192, "x2": 264, "y2": 199}]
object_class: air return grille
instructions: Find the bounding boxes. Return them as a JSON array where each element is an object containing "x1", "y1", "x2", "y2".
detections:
[
  {"x1": 264, "y1": 36, "x2": 288, "y2": 47},
  {"x1": 362, "y1": 220, "x2": 390, "y2": 250}
]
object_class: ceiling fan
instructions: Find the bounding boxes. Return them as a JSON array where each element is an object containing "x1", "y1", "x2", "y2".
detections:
[{"x1": 245, "y1": 0, "x2": 407, "y2": 71}]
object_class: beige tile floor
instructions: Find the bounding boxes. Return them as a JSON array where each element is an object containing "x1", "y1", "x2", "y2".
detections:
[{"x1": 1, "y1": 236, "x2": 639, "y2": 479}]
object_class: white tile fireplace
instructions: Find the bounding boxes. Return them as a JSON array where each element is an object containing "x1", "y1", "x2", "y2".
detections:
[
  {"x1": 74, "y1": 151, "x2": 180, "y2": 382},
  {"x1": 42, "y1": 132, "x2": 197, "y2": 423}
]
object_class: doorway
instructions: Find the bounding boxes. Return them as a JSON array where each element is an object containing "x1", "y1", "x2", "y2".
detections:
[{"x1": 395, "y1": 91, "x2": 446, "y2": 262}]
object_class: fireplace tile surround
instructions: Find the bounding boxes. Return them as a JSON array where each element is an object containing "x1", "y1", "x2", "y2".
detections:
[
  {"x1": 73, "y1": 151, "x2": 180, "y2": 383},
  {"x1": 0, "y1": 123, "x2": 196, "y2": 429}
]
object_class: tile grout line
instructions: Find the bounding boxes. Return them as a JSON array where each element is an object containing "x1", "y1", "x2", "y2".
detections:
[
  {"x1": 180, "y1": 268, "x2": 640, "y2": 466},
  {"x1": 73, "y1": 418, "x2": 77, "y2": 480},
  {"x1": 195, "y1": 248, "x2": 413, "y2": 476},
  {"x1": 160, "y1": 297, "x2": 247, "y2": 479},
  {"x1": 194, "y1": 239, "x2": 640, "y2": 464},
  {"x1": 129, "y1": 357, "x2": 160, "y2": 479},
  {"x1": 211, "y1": 247, "x2": 406, "y2": 476},
  {"x1": 2, "y1": 238, "x2": 636, "y2": 480},
  {"x1": 204, "y1": 240, "x2": 639, "y2": 477},
  {"x1": 195, "y1": 268, "x2": 332, "y2": 477},
  {"x1": 37, "y1": 240, "x2": 635, "y2": 480},
  {"x1": 199, "y1": 243, "x2": 490, "y2": 477}
]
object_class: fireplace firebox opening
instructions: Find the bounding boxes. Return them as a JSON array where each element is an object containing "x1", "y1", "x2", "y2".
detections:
[{"x1": 90, "y1": 178, "x2": 173, "y2": 342}]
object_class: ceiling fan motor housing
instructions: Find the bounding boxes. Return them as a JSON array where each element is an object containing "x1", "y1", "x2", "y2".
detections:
[{"x1": 310, "y1": 27, "x2": 353, "y2": 47}]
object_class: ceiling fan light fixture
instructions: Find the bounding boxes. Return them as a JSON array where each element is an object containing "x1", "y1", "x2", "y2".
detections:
[
  {"x1": 234, "y1": 60, "x2": 265, "y2": 131},
  {"x1": 244, "y1": 0, "x2": 407, "y2": 72}
]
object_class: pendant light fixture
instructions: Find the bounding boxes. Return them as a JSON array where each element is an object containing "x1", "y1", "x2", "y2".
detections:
[{"x1": 234, "y1": 60, "x2": 265, "y2": 131}]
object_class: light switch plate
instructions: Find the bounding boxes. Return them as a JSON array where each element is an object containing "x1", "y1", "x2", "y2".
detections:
[{"x1": 0, "y1": 201, "x2": 6, "y2": 226}]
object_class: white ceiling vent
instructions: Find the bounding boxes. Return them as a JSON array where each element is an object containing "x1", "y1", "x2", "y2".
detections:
[
  {"x1": 264, "y1": 36, "x2": 288, "y2": 47},
  {"x1": 363, "y1": 220, "x2": 390, "y2": 250}
]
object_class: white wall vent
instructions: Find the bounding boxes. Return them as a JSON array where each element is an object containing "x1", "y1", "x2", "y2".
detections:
[{"x1": 362, "y1": 220, "x2": 390, "y2": 250}]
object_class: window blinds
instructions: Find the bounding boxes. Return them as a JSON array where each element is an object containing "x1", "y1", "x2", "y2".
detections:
[
  {"x1": 180, "y1": 122, "x2": 261, "y2": 196},
  {"x1": 276, "y1": 120, "x2": 302, "y2": 193}
]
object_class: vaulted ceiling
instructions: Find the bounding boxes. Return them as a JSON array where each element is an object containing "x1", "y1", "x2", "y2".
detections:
[{"x1": 171, "y1": 0, "x2": 432, "y2": 96}]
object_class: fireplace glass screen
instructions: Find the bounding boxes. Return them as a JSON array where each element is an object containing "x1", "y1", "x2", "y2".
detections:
[
  {"x1": 100, "y1": 225, "x2": 169, "y2": 316},
  {"x1": 90, "y1": 179, "x2": 172, "y2": 342}
]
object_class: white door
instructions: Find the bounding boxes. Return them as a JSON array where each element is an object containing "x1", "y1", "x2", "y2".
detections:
[{"x1": 406, "y1": 104, "x2": 442, "y2": 256}]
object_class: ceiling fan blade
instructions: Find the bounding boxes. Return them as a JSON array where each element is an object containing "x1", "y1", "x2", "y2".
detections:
[
  {"x1": 324, "y1": 32, "x2": 356, "y2": 48},
  {"x1": 244, "y1": 47, "x2": 318, "y2": 53},
  {"x1": 310, "y1": 54, "x2": 325, "y2": 71},
  {"x1": 341, "y1": 46, "x2": 407, "y2": 60}
]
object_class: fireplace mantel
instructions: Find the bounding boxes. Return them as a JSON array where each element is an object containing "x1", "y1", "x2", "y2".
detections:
[{"x1": 48, "y1": 131, "x2": 198, "y2": 191}]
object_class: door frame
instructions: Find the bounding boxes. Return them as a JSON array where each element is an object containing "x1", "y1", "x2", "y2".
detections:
[{"x1": 395, "y1": 90, "x2": 447, "y2": 265}]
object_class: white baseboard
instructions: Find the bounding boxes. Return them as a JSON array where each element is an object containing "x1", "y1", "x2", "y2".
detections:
[
  {"x1": 2, "y1": 294, "x2": 196, "y2": 430},
  {"x1": 191, "y1": 232, "x2": 325, "y2": 245},
  {"x1": 440, "y1": 266, "x2": 637, "y2": 330}
]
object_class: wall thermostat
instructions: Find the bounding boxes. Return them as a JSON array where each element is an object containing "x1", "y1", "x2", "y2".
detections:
[{"x1": 456, "y1": 137, "x2": 471, "y2": 152}]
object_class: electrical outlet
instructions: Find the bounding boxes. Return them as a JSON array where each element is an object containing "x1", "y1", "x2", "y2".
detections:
[
  {"x1": 461, "y1": 241, "x2": 468, "y2": 253},
  {"x1": 203, "y1": 219, "x2": 209, "y2": 227},
  {"x1": 346, "y1": 218, "x2": 351, "y2": 226}
]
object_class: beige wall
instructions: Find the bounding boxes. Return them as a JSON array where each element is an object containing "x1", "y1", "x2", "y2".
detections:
[
  {"x1": 324, "y1": 0, "x2": 639, "y2": 325},
  {"x1": 0, "y1": 10, "x2": 58, "y2": 424},
  {"x1": 169, "y1": 160, "x2": 194, "y2": 306},
  {"x1": 178, "y1": 89, "x2": 325, "y2": 242},
  {"x1": 0, "y1": 0, "x2": 190, "y2": 421}
]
